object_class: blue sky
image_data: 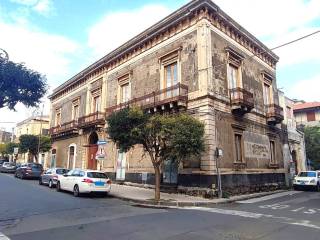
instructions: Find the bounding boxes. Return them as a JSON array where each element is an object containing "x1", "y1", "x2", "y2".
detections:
[{"x1": 0, "y1": 0, "x2": 319, "y2": 131}]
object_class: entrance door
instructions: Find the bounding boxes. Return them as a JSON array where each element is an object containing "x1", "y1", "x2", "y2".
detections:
[
  {"x1": 88, "y1": 145, "x2": 98, "y2": 170},
  {"x1": 50, "y1": 150, "x2": 56, "y2": 168},
  {"x1": 163, "y1": 159, "x2": 178, "y2": 184},
  {"x1": 68, "y1": 146, "x2": 75, "y2": 169},
  {"x1": 116, "y1": 151, "x2": 126, "y2": 180}
]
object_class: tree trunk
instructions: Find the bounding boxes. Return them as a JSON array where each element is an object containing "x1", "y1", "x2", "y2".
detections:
[{"x1": 154, "y1": 165, "x2": 161, "y2": 201}]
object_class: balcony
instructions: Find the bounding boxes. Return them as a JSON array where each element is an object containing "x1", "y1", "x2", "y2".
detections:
[
  {"x1": 50, "y1": 120, "x2": 78, "y2": 138},
  {"x1": 105, "y1": 83, "x2": 188, "y2": 116},
  {"x1": 78, "y1": 111, "x2": 105, "y2": 129},
  {"x1": 230, "y1": 87, "x2": 254, "y2": 114},
  {"x1": 266, "y1": 104, "x2": 284, "y2": 125}
]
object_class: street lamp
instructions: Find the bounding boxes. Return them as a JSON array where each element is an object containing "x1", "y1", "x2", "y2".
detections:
[{"x1": 0, "y1": 48, "x2": 9, "y2": 61}]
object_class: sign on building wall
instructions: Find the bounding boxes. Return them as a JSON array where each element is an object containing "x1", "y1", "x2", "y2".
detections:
[{"x1": 243, "y1": 131, "x2": 270, "y2": 159}]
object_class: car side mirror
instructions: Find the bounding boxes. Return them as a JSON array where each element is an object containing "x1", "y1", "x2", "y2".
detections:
[{"x1": 63, "y1": 174, "x2": 68, "y2": 177}]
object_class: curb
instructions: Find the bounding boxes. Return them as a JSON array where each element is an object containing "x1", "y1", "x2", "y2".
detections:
[
  {"x1": 109, "y1": 189, "x2": 288, "y2": 208},
  {"x1": 0, "y1": 232, "x2": 10, "y2": 240}
]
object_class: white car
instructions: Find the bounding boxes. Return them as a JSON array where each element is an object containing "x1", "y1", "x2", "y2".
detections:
[
  {"x1": 56, "y1": 169, "x2": 111, "y2": 197},
  {"x1": 293, "y1": 171, "x2": 320, "y2": 191}
]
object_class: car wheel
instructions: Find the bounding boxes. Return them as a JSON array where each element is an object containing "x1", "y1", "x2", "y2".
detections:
[
  {"x1": 56, "y1": 182, "x2": 61, "y2": 192},
  {"x1": 14, "y1": 172, "x2": 18, "y2": 178},
  {"x1": 49, "y1": 180, "x2": 53, "y2": 188},
  {"x1": 39, "y1": 178, "x2": 43, "y2": 185},
  {"x1": 316, "y1": 183, "x2": 320, "y2": 192},
  {"x1": 73, "y1": 185, "x2": 80, "y2": 197},
  {"x1": 20, "y1": 173, "x2": 24, "y2": 179}
]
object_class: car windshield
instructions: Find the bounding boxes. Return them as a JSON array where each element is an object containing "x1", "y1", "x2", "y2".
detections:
[
  {"x1": 299, "y1": 172, "x2": 316, "y2": 177},
  {"x1": 30, "y1": 164, "x2": 42, "y2": 169},
  {"x1": 56, "y1": 169, "x2": 69, "y2": 175},
  {"x1": 86, "y1": 172, "x2": 108, "y2": 179}
]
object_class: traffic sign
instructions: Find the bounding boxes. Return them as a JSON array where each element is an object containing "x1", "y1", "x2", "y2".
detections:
[{"x1": 97, "y1": 140, "x2": 107, "y2": 145}]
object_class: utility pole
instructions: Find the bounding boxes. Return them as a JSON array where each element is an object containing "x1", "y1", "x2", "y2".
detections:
[{"x1": 37, "y1": 104, "x2": 44, "y2": 164}]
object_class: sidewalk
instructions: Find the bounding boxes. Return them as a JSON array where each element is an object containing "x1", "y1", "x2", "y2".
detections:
[{"x1": 109, "y1": 183, "x2": 287, "y2": 207}]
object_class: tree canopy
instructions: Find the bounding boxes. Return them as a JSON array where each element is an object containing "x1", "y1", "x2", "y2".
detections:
[
  {"x1": 107, "y1": 107, "x2": 205, "y2": 200},
  {"x1": 19, "y1": 134, "x2": 51, "y2": 162},
  {"x1": 304, "y1": 126, "x2": 320, "y2": 169},
  {"x1": 0, "y1": 55, "x2": 47, "y2": 110}
]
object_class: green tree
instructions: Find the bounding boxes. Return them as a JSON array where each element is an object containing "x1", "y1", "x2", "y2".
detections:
[
  {"x1": 0, "y1": 53, "x2": 47, "y2": 110},
  {"x1": 107, "y1": 108, "x2": 205, "y2": 201},
  {"x1": 0, "y1": 143, "x2": 7, "y2": 156},
  {"x1": 5, "y1": 142, "x2": 19, "y2": 154},
  {"x1": 19, "y1": 134, "x2": 51, "y2": 162},
  {"x1": 304, "y1": 126, "x2": 320, "y2": 169}
]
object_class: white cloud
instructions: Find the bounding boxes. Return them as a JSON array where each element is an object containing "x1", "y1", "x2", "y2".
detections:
[
  {"x1": 212, "y1": 0, "x2": 320, "y2": 67},
  {"x1": 271, "y1": 27, "x2": 320, "y2": 68},
  {"x1": 33, "y1": 0, "x2": 52, "y2": 16},
  {"x1": 88, "y1": 4, "x2": 171, "y2": 58},
  {"x1": 9, "y1": 0, "x2": 54, "y2": 16},
  {"x1": 0, "y1": 16, "x2": 79, "y2": 130},
  {"x1": 288, "y1": 74, "x2": 320, "y2": 102},
  {"x1": 213, "y1": 0, "x2": 320, "y2": 38},
  {"x1": 0, "y1": 22, "x2": 78, "y2": 81}
]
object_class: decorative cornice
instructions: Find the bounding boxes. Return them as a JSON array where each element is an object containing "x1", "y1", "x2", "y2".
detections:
[{"x1": 49, "y1": 0, "x2": 279, "y2": 102}]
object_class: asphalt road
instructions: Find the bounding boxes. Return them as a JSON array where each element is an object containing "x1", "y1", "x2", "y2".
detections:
[{"x1": 1, "y1": 173, "x2": 320, "y2": 240}]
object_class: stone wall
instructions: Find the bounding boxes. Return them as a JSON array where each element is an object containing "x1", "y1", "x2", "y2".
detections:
[{"x1": 106, "y1": 30, "x2": 198, "y2": 108}]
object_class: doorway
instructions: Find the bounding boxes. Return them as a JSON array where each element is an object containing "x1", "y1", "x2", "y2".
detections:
[
  {"x1": 163, "y1": 159, "x2": 178, "y2": 184},
  {"x1": 68, "y1": 145, "x2": 76, "y2": 169},
  {"x1": 292, "y1": 150, "x2": 298, "y2": 175},
  {"x1": 116, "y1": 151, "x2": 126, "y2": 180},
  {"x1": 87, "y1": 132, "x2": 99, "y2": 170},
  {"x1": 50, "y1": 149, "x2": 56, "y2": 168}
]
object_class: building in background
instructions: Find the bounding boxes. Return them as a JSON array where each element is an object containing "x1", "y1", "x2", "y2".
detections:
[
  {"x1": 15, "y1": 116, "x2": 50, "y2": 166},
  {"x1": 0, "y1": 129, "x2": 13, "y2": 144},
  {"x1": 293, "y1": 102, "x2": 320, "y2": 127},
  {"x1": 279, "y1": 90, "x2": 307, "y2": 186},
  {"x1": 49, "y1": 0, "x2": 285, "y2": 194}
]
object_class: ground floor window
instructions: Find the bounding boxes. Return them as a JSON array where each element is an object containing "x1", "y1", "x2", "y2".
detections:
[
  {"x1": 234, "y1": 134, "x2": 243, "y2": 163},
  {"x1": 270, "y1": 140, "x2": 276, "y2": 164}
]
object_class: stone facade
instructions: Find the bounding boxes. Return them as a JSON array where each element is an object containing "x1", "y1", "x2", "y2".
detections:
[
  {"x1": 49, "y1": 0, "x2": 286, "y2": 194},
  {"x1": 279, "y1": 90, "x2": 307, "y2": 186}
]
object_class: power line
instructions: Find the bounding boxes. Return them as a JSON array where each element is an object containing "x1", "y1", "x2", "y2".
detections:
[
  {"x1": 270, "y1": 30, "x2": 320, "y2": 51},
  {"x1": 213, "y1": 29, "x2": 320, "y2": 70}
]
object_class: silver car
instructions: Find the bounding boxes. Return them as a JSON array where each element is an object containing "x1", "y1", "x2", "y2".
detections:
[{"x1": 39, "y1": 168, "x2": 69, "y2": 188}]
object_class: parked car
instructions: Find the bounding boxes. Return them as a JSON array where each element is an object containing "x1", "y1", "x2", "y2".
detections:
[
  {"x1": 293, "y1": 171, "x2": 320, "y2": 191},
  {"x1": 0, "y1": 159, "x2": 9, "y2": 167},
  {"x1": 0, "y1": 162, "x2": 17, "y2": 173},
  {"x1": 39, "y1": 168, "x2": 69, "y2": 188},
  {"x1": 15, "y1": 163, "x2": 43, "y2": 179},
  {"x1": 56, "y1": 169, "x2": 111, "y2": 197}
]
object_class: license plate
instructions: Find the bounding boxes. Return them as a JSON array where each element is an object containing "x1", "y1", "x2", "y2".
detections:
[
  {"x1": 95, "y1": 181, "x2": 105, "y2": 186},
  {"x1": 300, "y1": 182, "x2": 305, "y2": 185}
]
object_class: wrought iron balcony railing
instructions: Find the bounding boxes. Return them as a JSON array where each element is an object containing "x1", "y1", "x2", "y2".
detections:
[
  {"x1": 78, "y1": 111, "x2": 105, "y2": 128},
  {"x1": 229, "y1": 87, "x2": 254, "y2": 114},
  {"x1": 49, "y1": 120, "x2": 78, "y2": 136},
  {"x1": 105, "y1": 83, "x2": 188, "y2": 115},
  {"x1": 266, "y1": 104, "x2": 284, "y2": 124}
]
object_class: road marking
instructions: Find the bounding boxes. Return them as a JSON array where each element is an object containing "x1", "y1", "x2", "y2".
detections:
[
  {"x1": 237, "y1": 191, "x2": 300, "y2": 204},
  {"x1": 259, "y1": 203, "x2": 320, "y2": 215},
  {"x1": 180, "y1": 206, "x2": 320, "y2": 230},
  {"x1": 0, "y1": 232, "x2": 10, "y2": 240},
  {"x1": 291, "y1": 207, "x2": 305, "y2": 212}
]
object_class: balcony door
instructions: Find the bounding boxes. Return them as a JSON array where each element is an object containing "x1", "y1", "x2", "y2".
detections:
[{"x1": 164, "y1": 62, "x2": 178, "y2": 98}]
